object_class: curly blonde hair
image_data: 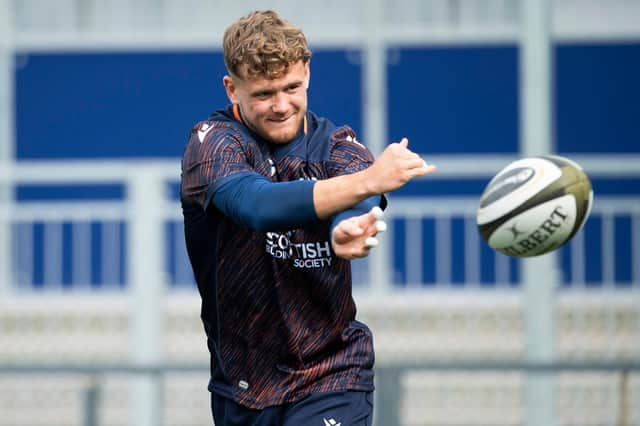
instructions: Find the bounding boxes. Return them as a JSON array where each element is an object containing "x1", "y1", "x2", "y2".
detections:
[{"x1": 223, "y1": 10, "x2": 311, "y2": 80}]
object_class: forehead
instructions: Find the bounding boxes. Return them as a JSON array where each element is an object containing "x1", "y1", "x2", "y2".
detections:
[{"x1": 237, "y1": 61, "x2": 308, "y2": 90}]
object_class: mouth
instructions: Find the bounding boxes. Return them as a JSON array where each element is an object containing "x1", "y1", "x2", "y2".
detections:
[{"x1": 267, "y1": 114, "x2": 294, "y2": 124}]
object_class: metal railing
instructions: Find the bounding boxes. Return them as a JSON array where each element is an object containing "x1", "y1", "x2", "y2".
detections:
[{"x1": 5, "y1": 171, "x2": 639, "y2": 292}]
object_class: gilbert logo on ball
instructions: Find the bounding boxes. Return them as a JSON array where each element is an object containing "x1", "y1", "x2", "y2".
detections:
[{"x1": 476, "y1": 155, "x2": 593, "y2": 258}]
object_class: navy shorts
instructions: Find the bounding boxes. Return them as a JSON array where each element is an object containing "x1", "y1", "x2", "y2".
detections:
[{"x1": 211, "y1": 390, "x2": 374, "y2": 426}]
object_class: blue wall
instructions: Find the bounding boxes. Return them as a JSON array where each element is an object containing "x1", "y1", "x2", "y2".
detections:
[
  {"x1": 387, "y1": 46, "x2": 519, "y2": 154},
  {"x1": 15, "y1": 43, "x2": 639, "y2": 158},
  {"x1": 555, "y1": 43, "x2": 640, "y2": 153},
  {"x1": 15, "y1": 49, "x2": 361, "y2": 159}
]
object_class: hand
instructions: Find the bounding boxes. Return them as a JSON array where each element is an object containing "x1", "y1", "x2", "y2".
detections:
[
  {"x1": 331, "y1": 206, "x2": 387, "y2": 260},
  {"x1": 365, "y1": 138, "x2": 436, "y2": 194}
]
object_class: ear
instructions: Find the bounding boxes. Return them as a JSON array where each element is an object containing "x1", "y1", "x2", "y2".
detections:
[{"x1": 223, "y1": 75, "x2": 238, "y2": 104}]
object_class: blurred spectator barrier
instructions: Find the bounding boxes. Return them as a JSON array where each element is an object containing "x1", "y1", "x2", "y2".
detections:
[{"x1": 0, "y1": 360, "x2": 639, "y2": 426}]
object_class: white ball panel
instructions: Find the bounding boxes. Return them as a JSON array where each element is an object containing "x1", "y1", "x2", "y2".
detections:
[
  {"x1": 488, "y1": 194, "x2": 577, "y2": 257},
  {"x1": 477, "y1": 158, "x2": 562, "y2": 225}
]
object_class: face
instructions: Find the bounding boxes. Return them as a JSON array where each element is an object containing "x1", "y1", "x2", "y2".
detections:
[{"x1": 224, "y1": 61, "x2": 310, "y2": 144}]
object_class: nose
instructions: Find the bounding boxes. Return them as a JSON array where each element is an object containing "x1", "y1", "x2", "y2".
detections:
[{"x1": 271, "y1": 92, "x2": 288, "y2": 114}]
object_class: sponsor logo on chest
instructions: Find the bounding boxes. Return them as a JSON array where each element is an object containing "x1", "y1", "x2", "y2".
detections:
[{"x1": 265, "y1": 231, "x2": 332, "y2": 269}]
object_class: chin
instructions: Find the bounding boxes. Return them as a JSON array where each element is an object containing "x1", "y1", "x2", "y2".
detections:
[
  {"x1": 263, "y1": 124, "x2": 300, "y2": 144},
  {"x1": 269, "y1": 131, "x2": 297, "y2": 144}
]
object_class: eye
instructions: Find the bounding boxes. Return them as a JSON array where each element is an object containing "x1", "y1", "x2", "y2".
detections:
[{"x1": 286, "y1": 84, "x2": 301, "y2": 92}]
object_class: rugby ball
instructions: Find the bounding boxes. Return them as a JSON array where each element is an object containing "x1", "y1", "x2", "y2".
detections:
[{"x1": 476, "y1": 155, "x2": 593, "y2": 257}]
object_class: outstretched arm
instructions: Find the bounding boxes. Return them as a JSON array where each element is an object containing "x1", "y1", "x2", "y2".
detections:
[
  {"x1": 204, "y1": 138, "x2": 434, "y2": 231},
  {"x1": 313, "y1": 138, "x2": 435, "y2": 219}
]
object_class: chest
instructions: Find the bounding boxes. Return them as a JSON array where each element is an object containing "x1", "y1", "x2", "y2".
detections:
[{"x1": 248, "y1": 143, "x2": 328, "y2": 183}]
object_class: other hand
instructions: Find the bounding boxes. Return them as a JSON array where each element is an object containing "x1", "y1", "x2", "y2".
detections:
[{"x1": 331, "y1": 206, "x2": 387, "y2": 260}]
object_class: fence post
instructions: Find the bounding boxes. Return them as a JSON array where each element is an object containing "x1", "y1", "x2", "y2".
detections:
[
  {"x1": 617, "y1": 369, "x2": 629, "y2": 426},
  {"x1": 375, "y1": 366, "x2": 401, "y2": 426},
  {"x1": 523, "y1": 255, "x2": 557, "y2": 426},
  {"x1": 362, "y1": 0, "x2": 386, "y2": 159},
  {"x1": 83, "y1": 375, "x2": 100, "y2": 426},
  {"x1": 520, "y1": 0, "x2": 555, "y2": 424},
  {"x1": 127, "y1": 169, "x2": 166, "y2": 426}
]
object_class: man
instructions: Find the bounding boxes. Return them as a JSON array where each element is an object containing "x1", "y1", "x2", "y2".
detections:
[{"x1": 181, "y1": 10, "x2": 435, "y2": 426}]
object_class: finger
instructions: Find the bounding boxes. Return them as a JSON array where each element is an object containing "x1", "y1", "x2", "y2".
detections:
[
  {"x1": 421, "y1": 163, "x2": 437, "y2": 174},
  {"x1": 404, "y1": 158, "x2": 429, "y2": 170},
  {"x1": 358, "y1": 209, "x2": 378, "y2": 230},
  {"x1": 399, "y1": 137, "x2": 408, "y2": 148},
  {"x1": 408, "y1": 162, "x2": 437, "y2": 178},
  {"x1": 371, "y1": 206, "x2": 384, "y2": 219},
  {"x1": 362, "y1": 207, "x2": 385, "y2": 236},
  {"x1": 364, "y1": 236, "x2": 379, "y2": 248},
  {"x1": 375, "y1": 219, "x2": 387, "y2": 232}
]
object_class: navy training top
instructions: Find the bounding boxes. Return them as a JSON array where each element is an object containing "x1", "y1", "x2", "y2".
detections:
[{"x1": 180, "y1": 105, "x2": 380, "y2": 409}]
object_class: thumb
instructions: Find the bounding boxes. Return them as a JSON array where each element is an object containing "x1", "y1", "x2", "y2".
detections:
[{"x1": 399, "y1": 137, "x2": 409, "y2": 148}]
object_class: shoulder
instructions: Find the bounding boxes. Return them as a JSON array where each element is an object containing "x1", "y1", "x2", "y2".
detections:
[
  {"x1": 190, "y1": 108, "x2": 241, "y2": 145},
  {"x1": 330, "y1": 126, "x2": 361, "y2": 146},
  {"x1": 183, "y1": 120, "x2": 241, "y2": 164},
  {"x1": 181, "y1": 124, "x2": 259, "y2": 185},
  {"x1": 307, "y1": 111, "x2": 365, "y2": 150},
  {"x1": 187, "y1": 106, "x2": 256, "y2": 147},
  {"x1": 185, "y1": 108, "x2": 260, "y2": 159},
  {"x1": 329, "y1": 126, "x2": 373, "y2": 164}
]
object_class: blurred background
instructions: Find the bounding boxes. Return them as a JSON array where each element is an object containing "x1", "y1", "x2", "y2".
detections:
[{"x1": 0, "y1": 0, "x2": 639, "y2": 425}]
